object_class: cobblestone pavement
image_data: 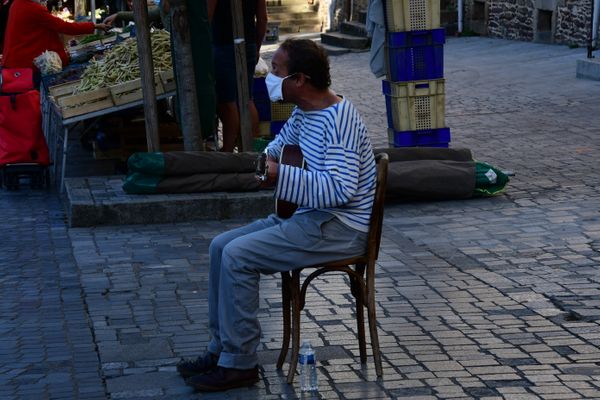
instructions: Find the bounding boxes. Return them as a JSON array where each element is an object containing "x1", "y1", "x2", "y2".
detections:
[{"x1": 2, "y1": 37, "x2": 600, "y2": 399}]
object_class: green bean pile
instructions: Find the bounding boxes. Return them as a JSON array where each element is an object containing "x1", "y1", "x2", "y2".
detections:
[{"x1": 76, "y1": 30, "x2": 172, "y2": 93}]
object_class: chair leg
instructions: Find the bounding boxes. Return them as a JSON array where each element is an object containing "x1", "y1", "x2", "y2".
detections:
[
  {"x1": 277, "y1": 272, "x2": 291, "y2": 370},
  {"x1": 352, "y1": 275, "x2": 367, "y2": 364},
  {"x1": 287, "y1": 271, "x2": 302, "y2": 384},
  {"x1": 367, "y1": 283, "x2": 383, "y2": 377}
]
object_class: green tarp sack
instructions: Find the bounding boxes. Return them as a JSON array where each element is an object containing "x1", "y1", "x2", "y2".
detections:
[
  {"x1": 127, "y1": 151, "x2": 259, "y2": 176},
  {"x1": 123, "y1": 173, "x2": 162, "y2": 194},
  {"x1": 374, "y1": 147, "x2": 510, "y2": 200},
  {"x1": 123, "y1": 151, "x2": 262, "y2": 194},
  {"x1": 123, "y1": 172, "x2": 261, "y2": 194},
  {"x1": 474, "y1": 161, "x2": 510, "y2": 197}
]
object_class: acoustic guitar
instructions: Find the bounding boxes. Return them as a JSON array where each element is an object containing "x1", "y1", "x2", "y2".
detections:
[{"x1": 256, "y1": 144, "x2": 305, "y2": 218}]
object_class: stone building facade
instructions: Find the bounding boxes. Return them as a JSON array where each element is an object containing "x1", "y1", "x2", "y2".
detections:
[
  {"x1": 285, "y1": 0, "x2": 595, "y2": 48},
  {"x1": 464, "y1": 0, "x2": 597, "y2": 46}
]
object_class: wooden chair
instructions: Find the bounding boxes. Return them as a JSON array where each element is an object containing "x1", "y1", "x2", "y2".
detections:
[{"x1": 276, "y1": 152, "x2": 389, "y2": 383}]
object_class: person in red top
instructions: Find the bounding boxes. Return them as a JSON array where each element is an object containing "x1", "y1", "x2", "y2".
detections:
[
  {"x1": 1, "y1": 0, "x2": 109, "y2": 70},
  {"x1": 0, "y1": 0, "x2": 14, "y2": 55}
]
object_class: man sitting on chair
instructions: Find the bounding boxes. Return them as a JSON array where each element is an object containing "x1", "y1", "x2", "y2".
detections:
[{"x1": 177, "y1": 38, "x2": 377, "y2": 392}]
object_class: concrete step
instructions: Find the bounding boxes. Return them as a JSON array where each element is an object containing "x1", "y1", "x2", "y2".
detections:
[
  {"x1": 320, "y1": 31, "x2": 370, "y2": 49},
  {"x1": 319, "y1": 43, "x2": 352, "y2": 56},
  {"x1": 269, "y1": 11, "x2": 321, "y2": 21},
  {"x1": 279, "y1": 23, "x2": 323, "y2": 34},
  {"x1": 65, "y1": 176, "x2": 274, "y2": 227},
  {"x1": 340, "y1": 21, "x2": 367, "y2": 37},
  {"x1": 576, "y1": 57, "x2": 600, "y2": 81},
  {"x1": 267, "y1": 0, "x2": 312, "y2": 5},
  {"x1": 267, "y1": 4, "x2": 318, "y2": 14}
]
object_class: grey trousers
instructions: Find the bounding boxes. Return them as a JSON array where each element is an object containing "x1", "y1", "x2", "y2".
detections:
[{"x1": 206, "y1": 210, "x2": 368, "y2": 369}]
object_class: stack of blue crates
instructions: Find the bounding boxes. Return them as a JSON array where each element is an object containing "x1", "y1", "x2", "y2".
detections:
[{"x1": 382, "y1": 0, "x2": 451, "y2": 147}]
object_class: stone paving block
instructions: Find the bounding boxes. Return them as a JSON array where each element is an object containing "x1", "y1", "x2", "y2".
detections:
[
  {"x1": 99, "y1": 339, "x2": 173, "y2": 363},
  {"x1": 106, "y1": 371, "x2": 182, "y2": 393}
]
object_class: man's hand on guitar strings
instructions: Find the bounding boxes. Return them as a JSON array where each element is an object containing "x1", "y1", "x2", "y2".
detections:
[
  {"x1": 255, "y1": 150, "x2": 278, "y2": 188},
  {"x1": 256, "y1": 158, "x2": 279, "y2": 188},
  {"x1": 255, "y1": 152, "x2": 268, "y2": 179},
  {"x1": 265, "y1": 159, "x2": 278, "y2": 186}
]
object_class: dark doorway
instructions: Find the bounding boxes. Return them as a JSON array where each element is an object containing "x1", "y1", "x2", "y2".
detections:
[
  {"x1": 536, "y1": 9, "x2": 553, "y2": 43},
  {"x1": 470, "y1": 0, "x2": 487, "y2": 35}
]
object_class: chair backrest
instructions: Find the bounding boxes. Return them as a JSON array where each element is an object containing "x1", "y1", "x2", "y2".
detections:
[{"x1": 366, "y1": 152, "x2": 389, "y2": 261}]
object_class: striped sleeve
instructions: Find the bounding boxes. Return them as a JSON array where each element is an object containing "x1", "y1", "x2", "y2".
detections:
[{"x1": 275, "y1": 144, "x2": 361, "y2": 209}]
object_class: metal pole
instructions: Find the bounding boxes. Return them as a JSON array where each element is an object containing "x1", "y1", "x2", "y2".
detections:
[
  {"x1": 589, "y1": 0, "x2": 595, "y2": 58},
  {"x1": 458, "y1": 0, "x2": 464, "y2": 34},
  {"x1": 60, "y1": 126, "x2": 69, "y2": 193},
  {"x1": 91, "y1": 0, "x2": 96, "y2": 23},
  {"x1": 593, "y1": 0, "x2": 599, "y2": 49}
]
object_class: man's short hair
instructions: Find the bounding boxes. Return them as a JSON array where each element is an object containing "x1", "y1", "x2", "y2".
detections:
[{"x1": 279, "y1": 38, "x2": 331, "y2": 90}]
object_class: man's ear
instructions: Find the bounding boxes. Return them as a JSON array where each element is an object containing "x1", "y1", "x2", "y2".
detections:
[{"x1": 295, "y1": 73, "x2": 309, "y2": 86}]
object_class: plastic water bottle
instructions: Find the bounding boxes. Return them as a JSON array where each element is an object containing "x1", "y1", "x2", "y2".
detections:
[{"x1": 299, "y1": 340, "x2": 318, "y2": 392}]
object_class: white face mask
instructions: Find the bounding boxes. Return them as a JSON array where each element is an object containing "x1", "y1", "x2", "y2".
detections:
[{"x1": 265, "y1": 72, "x2": 293, "y2": 102}]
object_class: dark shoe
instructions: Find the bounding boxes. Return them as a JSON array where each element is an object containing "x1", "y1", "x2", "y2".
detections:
[
  {"x1": 185, "y1": 365, "x2": 259, "y2": 392},
  {"x1": 176, "y1": 352, "x2": 219, "y2": 378}
]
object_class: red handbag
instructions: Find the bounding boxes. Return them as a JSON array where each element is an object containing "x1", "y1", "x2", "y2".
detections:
[
  {"x1": 0, "y1": 90, "x2": 50, "y2": 166},
  {"x1": 0, "y1": 67, "x2": 35, "y2": 93}
]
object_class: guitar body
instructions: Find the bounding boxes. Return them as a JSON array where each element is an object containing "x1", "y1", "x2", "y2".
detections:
[{"x1": 276, "y1": 144, "x2": 305, "y2": 218}]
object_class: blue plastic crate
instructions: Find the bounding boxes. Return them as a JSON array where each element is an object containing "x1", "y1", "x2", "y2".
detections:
[
  {"x1": 388, "y1": 127, "x2": 450, "y2": 147},
  {"x1": 271, "y1": 120, "x2": 286, "y2": 136},
  {"x1": 386, "y1": 29, "x2": 445, "y2": 82},
  {"x1": 253, "y1": 77, "x2": 269, "y2": 100},
  {"x1": 253, "y1": 78, "x2": 271, "y2": 120},
  {"x1": 255, "y1": 98, "x2": 271, "y2": 121}
]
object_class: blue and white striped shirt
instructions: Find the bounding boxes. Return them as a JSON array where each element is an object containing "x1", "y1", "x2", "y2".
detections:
[{"x1": 266, "y1": 98, "x2": 376, "y2": 233}]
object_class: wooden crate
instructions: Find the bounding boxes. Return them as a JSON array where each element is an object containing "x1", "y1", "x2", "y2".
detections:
[
  {"x1": 160, "y1": 70, "x2": 175, "y2": 92},
  {"x1": 110, "y1": 75, "x2": 164, "y2": 106},
  {"x1": 57, "y1": 87, "x2": 114, "y2": 119},
  {"x1": 48, "y1": 80, "x2": 81, "y2": 99}
]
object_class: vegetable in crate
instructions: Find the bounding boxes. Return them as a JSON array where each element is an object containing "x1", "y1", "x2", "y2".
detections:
[
  {"x1": 78, "y1": 32, "x2": 116, "y2": 45},
  {"x1": 75, "y1": 29, "x2": 172, "y2": 92}
]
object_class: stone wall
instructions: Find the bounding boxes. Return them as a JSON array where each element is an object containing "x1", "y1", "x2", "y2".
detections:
[
  {"x1": 554, "y1": 0, "x2": 593, "y2": 46},
  {"x1": 464, "y1": 0, "x2": 598, "y2": 46},
  {"x1": 486, "y1": 0, "x2": 535, "y2": 41}
]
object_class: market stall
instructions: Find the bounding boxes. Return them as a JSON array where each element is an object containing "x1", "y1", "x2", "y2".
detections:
[{"x1": 41, "y1": 28, "x2": 176, "y2": 192}]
